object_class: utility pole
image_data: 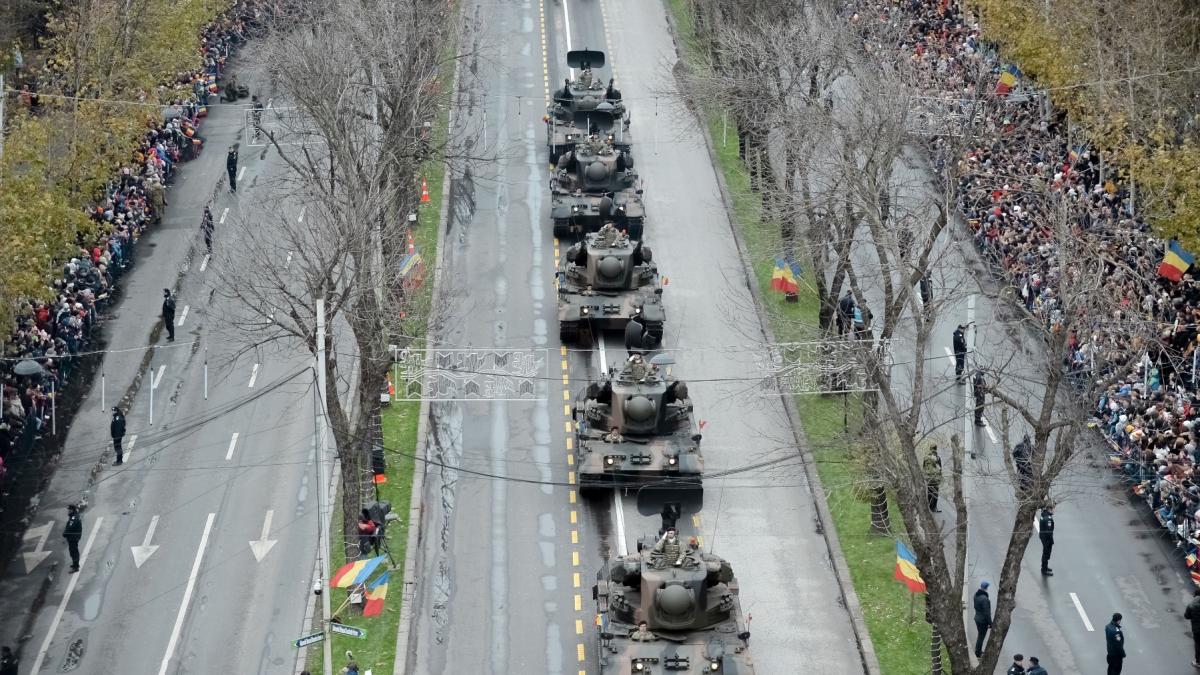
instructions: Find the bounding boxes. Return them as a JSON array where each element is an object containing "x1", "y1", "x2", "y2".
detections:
[{"x1": 315, "y1": 297, "x2": 334, "y2": 675}]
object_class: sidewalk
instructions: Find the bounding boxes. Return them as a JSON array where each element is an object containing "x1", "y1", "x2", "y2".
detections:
[{"x1": 0, "y1": 54, "x2": 270, "y2": 657}]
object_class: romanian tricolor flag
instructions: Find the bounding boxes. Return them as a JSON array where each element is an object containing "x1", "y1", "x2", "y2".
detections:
[
  {"x1": 1158, "y1": 240, "x2": 1195, "y2": 282},
  {"x1": 362, "y1": 571, "x2": 390, "y2": 617},
  {"x1": 1068, "y1": 145, "x2": 1084, "y2": 163},
  {"x1": 770, "y1": 257, "x2": 801, "y2": 294},
  {"x1": 995, "y1": 64, "x2": 1020, "y2": 96},
  {"x1": 894, "y1": 540, "x2": 926, "y2": 593},
  {"x1": 330, "y1": 555, "x2": 386, "y2": 588}
]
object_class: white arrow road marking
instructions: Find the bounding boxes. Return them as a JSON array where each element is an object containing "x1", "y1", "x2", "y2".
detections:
[
  {"x1": 131, "y1": 515, "x2": 161, "y2": 568},
  {"x1": 22, "y1": 521, "x2": 54, "y2": 573},
  {"x1": 31, "y1": 517, "x2": 104, "y2": 674},
  {"x1": 226, "y1": 432, "x2": 240, "y2": 461},
  {"x1": 248, "y1": 510, "x2": 278, "y2": 562},
  {"x1": 199, "y1": 254, "x2": 210, "y2": 272},
  {"x1": 248, "y1": 363, "x2": 260, "y2": 388},
  {"x1": 158, "y1": 513, "x2": 215, "y2": 675},
  {"x1": 176, "y1": 305, "x2": 189, "y2": 327},
  {"x1": 125, "y1": 434, "x2": 138, "y2": 461},
  {"x1": 219, "y1": 207, "x2": 229, "y2": 224},
  {"x1": 1069, "y1": 592, "x2": 1095, "y2": 631},
  {"x1": 153, "y1": 365, "x2": 165, "y2": 389}
]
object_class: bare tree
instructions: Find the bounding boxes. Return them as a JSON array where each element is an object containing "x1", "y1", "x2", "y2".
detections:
[{"x1": 212, "y1": 0, "x2": 460, "y2": 536}]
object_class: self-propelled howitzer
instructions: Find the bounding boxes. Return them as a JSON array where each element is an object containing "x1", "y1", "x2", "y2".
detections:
[
  {"x1": 557, "y1": 223, "x2": 664, "y2": 347},
  {"x1": 572, "y1": 354, "x2": 701, "y2": 495},
  {"x1": 594, "y1": 533, "x2": 754, "y2": 674}
]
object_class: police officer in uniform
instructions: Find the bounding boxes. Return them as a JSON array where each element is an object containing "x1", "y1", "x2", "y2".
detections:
[
  {"x1": 1038, "y1": 504, "x2": 1055, "y2": 576},
  {"x1": 953, "y1": 324, "x2": 969, "y2": 383},
  {"x1": 110, "y1": 407, "x2": 127, "y2": 465},
  {"x1": 1105, "y1": 613, "x2": 1125, "y2": 674},
  {"x1": 1006, "y1": 653, "x2": 1026, "y2": 675},
  {"x1": 63, "y1": 504, "x2": 83, "y2": 573}
]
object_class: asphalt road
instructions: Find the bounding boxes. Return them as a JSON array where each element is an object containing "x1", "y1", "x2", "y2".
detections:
[
  {"x1": 408, "y1": 0, "x2": 869, "y2": 674},
  {"x1": 845, "y1": 136, "x2": 1200, "y2": 671},
  {"x1": 0, "y1": 50, "x2": 328, "y2": 674}
]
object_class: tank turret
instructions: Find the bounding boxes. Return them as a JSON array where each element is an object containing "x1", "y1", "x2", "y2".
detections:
[
  {"x1": 557, "y1": 223, "x2": 664, "y2": 345},
  {"x1": 551, "y1": 135, "x2": 645, "y2": 239},
  {"x1": 572, "y1": 354, "x2": 701, "y2": 494},
  {"x1": 594, "y1": 531, "x2": 753, "y2": 674}
]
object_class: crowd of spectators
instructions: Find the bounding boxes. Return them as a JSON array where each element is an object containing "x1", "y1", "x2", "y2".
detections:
[
  {"x1": 853, "y1": 0, "x2": 1200, "y2": 574},
  {"x1": 0, "y1": 2, "x2": 267, "y2": 497}
]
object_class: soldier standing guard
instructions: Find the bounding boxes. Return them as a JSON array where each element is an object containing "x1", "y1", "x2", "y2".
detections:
[{"x1": 923, "y1": 445, "x2": 943, "y2": 513}]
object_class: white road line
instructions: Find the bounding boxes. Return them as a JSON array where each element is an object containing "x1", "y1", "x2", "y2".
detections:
[
  {"x1": 982, "y1": 419, "x2": 998, "y2": 444},
  {"x1": 237, "y1": 166, "x2": 246, "y2": 181},
  {"x1": 1069, "y1": 592, "x2": 1095, "y2": 631},
  {"x1": 219, "y1": 207, "x2": 229, "y2": 225},
  {"x1": 562, "y1": 0, "x2": 574, "y2": 75},
  {"x1": 943, "y1": 345, "x2": 954, "y2": 364},
  {"x1": 176, "y1": 305, "x2": 189, "y2": 327},
  {"x1": 153, "y1": 365, "x2": 165, "y2": 389},
  {"x1": 1033, "y1": 515, "x2": 1040, "y2": 533},
  {"x1": 248, "y1": 363, "x2": 260, "y2": 388},
  {"x1": 297, "y1": 206, "x2": 306, "y2": 222},
  {"x1": 125, "y1": 434, "x2": 138, "y2": 460},
  {"x1": 598, "y1": 332, "x2": 607, "y2": 374},
  {"x1": 612, "y1": 488, "x2": 627, "y2": 557},
  {"x1": 226, "y1": 432, "x2": 240, "y2": 461},
  {"x1": 30, "y1": 516, "x2": 105, "y2": 673},
  {"x1": 285, "y1": 251, "x2": 293, "y2": 268},
  {"x1": 158, "y1": 513, "x2": 216, "y2": 675},
  {"x1": 199, "y1": 254, "x2": 210, "y2": 272}
]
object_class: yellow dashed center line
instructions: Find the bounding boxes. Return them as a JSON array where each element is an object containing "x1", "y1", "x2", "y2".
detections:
[
  {"x1": 572, "y1": 550, "x2": 580, "y2": 566},
  {"x1": 576, "y1": 618, "x2": 584, "y2": 635},
  {"x1": 571, "y1": 529, "x2": 579, "y2": 544},
  {"x1": 570, "y1": 510, "x2": 578, "y2": 524},
  {"x1": 566, "y1": 454, "x2": 574, "y2": 466},
  {"x1": 563, "y1": 389, "x2": 570, "y2": 401},
  {"x1": 573, "y1": 571, "x2": 581, "y2": 587},
  {"x1": 574, "y1": 594, "x2": 582, "y2": 611},
  {"x1": 577, "y1": 644, "x2": 586, "y2": 662}
]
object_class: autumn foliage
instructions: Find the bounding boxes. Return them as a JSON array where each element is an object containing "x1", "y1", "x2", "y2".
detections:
[{"x1": 0, "y1": 0, "x2": 232, "y2": 330}]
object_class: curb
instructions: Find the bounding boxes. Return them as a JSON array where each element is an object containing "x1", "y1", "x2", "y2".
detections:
[
  {"x1": 391, "y1": 4, "x2": 466, "y2": 672},
  {"x1": 660, "y1": 6, "x2": 882, "y2": 674}
]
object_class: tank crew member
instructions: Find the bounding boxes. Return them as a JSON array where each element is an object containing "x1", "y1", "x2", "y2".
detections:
[
  {"x1": 580, "y1": 67, "x2": 594, "y2": 89},
  {"x1": 630, "y1": 621, "x2": 656, "y2": 641},
  {"x1": 604, "y1": 427, "x2": 623, "y2": 443},
  {"x1": 653, "y1": 527, "x2": 685, "y2": 566}
]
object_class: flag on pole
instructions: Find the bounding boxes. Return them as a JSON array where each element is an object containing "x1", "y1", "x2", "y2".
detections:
[
  {"x1": 361, "y1": 571, "x2": 390, "y2": 617},
  {"x1": 1158, "y1": 240, "x2": 1195, "y2": 282},
  {"x1": 330, "y1": 555, "x2": 386, "y2": 588},
  {"x1": 894, "y1": 540, "x2": 927, "y2": 593},
  {"x1": 770, "y1": 257, "x2": 801, "y2": 294}
]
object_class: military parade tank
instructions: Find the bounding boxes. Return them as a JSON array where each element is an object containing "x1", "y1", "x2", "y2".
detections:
[
  {"x1": 593, "y1": 526, "x2": 754, "y2": 674},
  {"x1": 546, "y1": 49, "x2": 633, "y2": 165},
  {"x1": 550, "y1": 133, "x2": 645, "y2": 240},
  {"x1": 572, "y1": 354, "x2": 701, "y2": 495},
  {"x1": 557, "y1": 223, "x2": 664, "y2": 346}
]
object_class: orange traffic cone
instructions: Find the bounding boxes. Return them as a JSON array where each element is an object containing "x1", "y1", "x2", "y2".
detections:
[
  {"x1": 420, "y1": 177, "x2": 431, "y2": 204},
  {"x1": 406, "y1": 230, "x2": 415, "y2": 254}
]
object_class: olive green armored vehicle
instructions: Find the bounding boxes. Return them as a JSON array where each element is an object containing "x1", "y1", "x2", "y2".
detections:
[
  {"x1": 546, "y1": 49, "x2": 633, "y2": 165},
  {"x1": 550, "y1": 134, "x2": 645, "y2": 240},
  {"x1": 594, "y1": 526, "x2": 754, "y2": 674},
  {"x1": 572, "y1": 354, "x2": 701, "y2": 495},
  {"x1": 557, "y1": 223, "x2": 664, "y2": 346}
]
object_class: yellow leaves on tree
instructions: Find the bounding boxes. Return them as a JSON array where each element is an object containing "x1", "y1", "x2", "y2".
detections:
[
  {"x1": 0, "y1": 0, "x2": 232, "y2": 331},
  {"x1": 1130, "y1": 140, "x2": 1200, "y2": 252}
]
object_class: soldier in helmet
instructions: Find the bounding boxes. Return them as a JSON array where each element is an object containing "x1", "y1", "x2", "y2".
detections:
[
  {"x1": 630, "y1": 621, "x2": 656, "y2": 641},
  {"x1": 580, "y1": 67, "x2": 594, "y2": 89},
  {"x1": 603, "y1": 427, "x2": 624, "y2": 443},
  {"x1": 627, "y1": 353, "x2": 649, "y2": 381},
  {"x1": 597, "y1": 222, "x2": 619, "y2": 246}
]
